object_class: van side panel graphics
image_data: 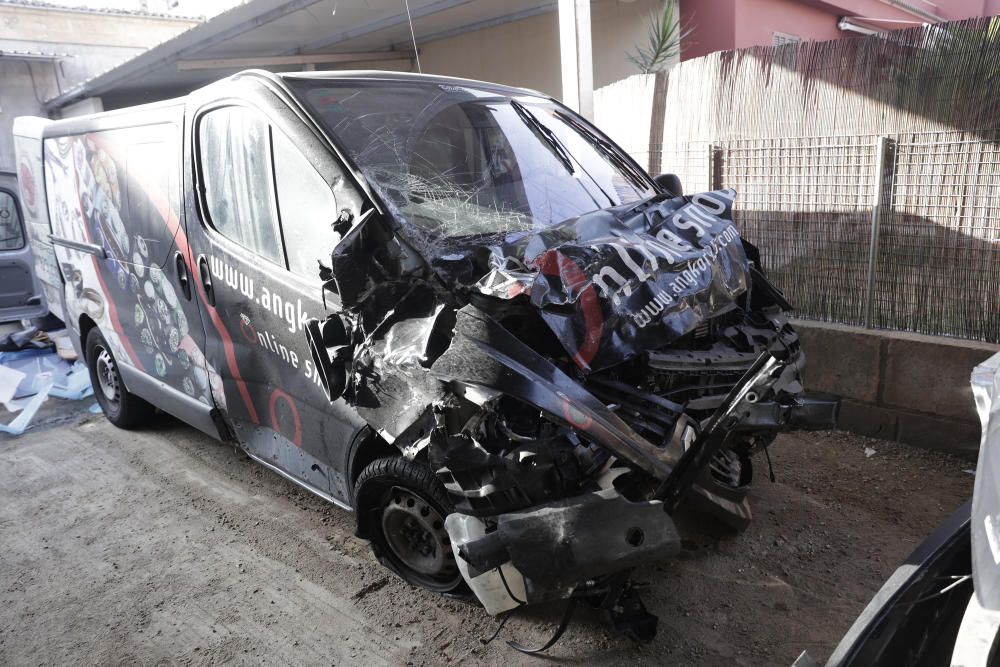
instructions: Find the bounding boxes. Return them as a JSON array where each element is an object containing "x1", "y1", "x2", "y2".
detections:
[
  {"x1": 43, "y1": 128, "x2": 217, "y2": 406},
  {"x1": 124, "y1": 144, "x2": 257, "y2": 421},
  {"x1": 43, "y1": 136, "x2": 145, "y2": 372},
  {"x1": 87, "y1": 131, "x2": 225, "y2": 407}
]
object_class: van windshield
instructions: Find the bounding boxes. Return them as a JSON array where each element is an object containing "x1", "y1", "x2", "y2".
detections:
[{"x1": 286, "y1": 79, "x2": 656, "y2": 241}]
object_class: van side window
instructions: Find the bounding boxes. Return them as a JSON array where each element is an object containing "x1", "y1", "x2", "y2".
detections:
[
  {"x1": 0, "y1": 191, "x2": 25, "y2": 251},
  {"x1": 271, "y1": 131, "x2": 338, "y2": 280},
  {"x1": 198, "y1": 107, "x2": 283, "y2": 265}
]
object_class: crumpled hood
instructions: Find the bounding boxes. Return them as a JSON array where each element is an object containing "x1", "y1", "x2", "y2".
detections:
[{"x1": 428, "y1": 189, "x2": 750, "y2": 372}]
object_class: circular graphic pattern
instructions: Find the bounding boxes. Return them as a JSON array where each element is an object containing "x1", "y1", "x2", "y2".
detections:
[{"x1": 269, "y1": 389, "x2": 302, "y2": 447}]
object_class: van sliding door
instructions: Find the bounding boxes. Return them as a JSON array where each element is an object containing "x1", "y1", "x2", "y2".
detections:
[{"x1": 41, "y1": 116, "x2": 215, "y2": 417}]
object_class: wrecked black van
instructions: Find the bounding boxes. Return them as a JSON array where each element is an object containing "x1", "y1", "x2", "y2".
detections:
[{"x1": 14, "y1": 70, "x2": 837, "y2": 645}]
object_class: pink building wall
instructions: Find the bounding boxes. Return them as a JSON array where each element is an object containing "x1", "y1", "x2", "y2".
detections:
[{"x1": 680, "y1": 0, "x2": 1000, "y2": 60}]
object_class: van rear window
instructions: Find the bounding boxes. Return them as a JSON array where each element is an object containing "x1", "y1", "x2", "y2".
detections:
[{"x1": 0, "y1": 190, "x2": 25, "y2": 251}]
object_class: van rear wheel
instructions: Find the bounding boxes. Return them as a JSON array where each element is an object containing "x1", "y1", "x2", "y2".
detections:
[
  {"x1": 355, "y1": 457, "x2": 466, "y2": 594},
  {"x1": 85, "y1": 328, "x2": 154, "y2": 429}
]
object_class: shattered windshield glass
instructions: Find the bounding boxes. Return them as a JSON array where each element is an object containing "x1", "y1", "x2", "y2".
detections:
[{"x1": 286, "y1": 79, "x2": 656, "y2": 242}]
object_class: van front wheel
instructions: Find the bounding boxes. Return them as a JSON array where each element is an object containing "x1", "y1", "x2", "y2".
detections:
[
  {"x1": 85, "y1": 328, "x2": 154, "y2": 429},
  {"x1": 355, "y1": 457, "x2": 466, "y2": 594}
]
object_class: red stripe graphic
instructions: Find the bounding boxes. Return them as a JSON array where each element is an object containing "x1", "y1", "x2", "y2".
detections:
[
  {"x1": 533, "y1": 249, "x2": 604, "y2": 371},
  {"x1": 63, "y1": 141, "x2": 145, "y2": 372},
  {"x1": 269, "y1": 389, "x2": 301, "y2": 447}
]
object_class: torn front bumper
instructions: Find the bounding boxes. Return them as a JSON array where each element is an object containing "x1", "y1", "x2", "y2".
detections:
[
  {"x1": 434, "y1": 307, "x2": 839, "y2": 530},
  {"x1": 659, "y1": 342, "x2": 840, "y2": 529},
  {"x1": 445, "y1": 489, "x2": 680, "y2": 614}
]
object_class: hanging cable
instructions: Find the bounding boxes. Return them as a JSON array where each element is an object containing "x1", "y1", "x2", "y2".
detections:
[
  {"x1": 403, "y1": 0, "x2": 422, "y2": 72},
  {"x1": 764, "y1": 445, "x2": 777, "y2": 483},
  {"x1": 479, "y1": 609, "x2": 514, "y2": 645},
  {"x1": 497, "y1": 566, "x2": 526, "y2": 606},
  {"x1": 507, "y1": 599, "x2": 578, "y2": 654}
]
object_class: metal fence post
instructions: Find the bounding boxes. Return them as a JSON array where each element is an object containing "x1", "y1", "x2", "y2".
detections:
[
  {"x1": 863, "y1": 136, "x2": 897, "y2": 328},
  {"x1": 708, "y1": 143, "x2": 722, "y2": 191}
]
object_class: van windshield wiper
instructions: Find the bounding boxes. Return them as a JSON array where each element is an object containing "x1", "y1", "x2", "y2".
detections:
[
  {"x1": 510, "y1": 99, "x2": 575, "y2": 175},
  {"x1": 554, "y1": 110, "x2": 653, "y2": 192}
]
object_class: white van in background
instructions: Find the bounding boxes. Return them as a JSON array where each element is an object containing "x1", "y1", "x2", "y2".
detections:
[{"x1": 0, "y1": 170, "x2": 46, "y2": 324}]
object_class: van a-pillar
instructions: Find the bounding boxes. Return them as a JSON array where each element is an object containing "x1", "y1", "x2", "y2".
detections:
[{"x1": 558, "y1": 0, "x2": 593, "y2": 120}]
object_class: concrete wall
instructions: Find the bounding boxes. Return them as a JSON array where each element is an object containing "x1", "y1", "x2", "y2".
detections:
[
  {"x1": 0, "y1": 4, "x2": 197, "y2": 48},
  {"x1": 0, "y1": 44, "x2": 139, "y2": 174},
  {"x1": 795, "y1": 320, "x2": 999, "y2": 459},
  {"x1": 0, "y1": 4, "x2": 197, "y2": 175}
]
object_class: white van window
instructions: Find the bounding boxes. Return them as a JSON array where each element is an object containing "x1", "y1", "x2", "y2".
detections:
[
  {"x1": 0, "y1": 191, "x2": 25, "y2": 251},
  {"x1": 271, "y1": 130, "x2": 338, "y2": 280},
  {"x1": 198, "y1": 107, "x2": 283, "y2": 265}
]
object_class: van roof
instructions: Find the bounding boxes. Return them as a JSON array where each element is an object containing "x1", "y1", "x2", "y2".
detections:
[
  {"x1": 275, "y1": 70, "x2": 546, "y2": 99},
  {"x1": 36, "y1": 69, "x2": 549, "y2": 136}
]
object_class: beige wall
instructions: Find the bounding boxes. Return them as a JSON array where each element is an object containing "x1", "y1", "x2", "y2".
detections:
[
  {"x1": 418, "y1": 10, "x2": 562, "y2": 96},
  {"x1": 419, "y1": 0, "x2": 671, "y2": 99},
  {"x1": 592, "y1": 0, "x2": 667, "y2": 93}
]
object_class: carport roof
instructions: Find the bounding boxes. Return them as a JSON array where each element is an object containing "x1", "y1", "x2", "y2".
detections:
[{"x1": 45, "y1": 0, "x2": 556, "y2": 112}]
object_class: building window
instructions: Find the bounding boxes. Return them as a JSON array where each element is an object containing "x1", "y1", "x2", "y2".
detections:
[
  {"x1": 773, "y1": 32, "x2": 801, "y2": 48},
  {"x1": 773, "y1": 32, "x2": 801, "y2": 69}
]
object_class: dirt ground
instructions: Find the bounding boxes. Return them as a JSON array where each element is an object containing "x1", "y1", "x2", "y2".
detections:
[{"x1": 0, "y1": 403, "x2": 974, "y2": 666}]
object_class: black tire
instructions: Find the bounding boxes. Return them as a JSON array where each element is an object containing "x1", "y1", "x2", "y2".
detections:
[
  {"x1": 355, "y1": 457, "x2": 466, "y2": 594},
  {"x1": 85, "y1": 327, "x2": 154, "y2": 429}
]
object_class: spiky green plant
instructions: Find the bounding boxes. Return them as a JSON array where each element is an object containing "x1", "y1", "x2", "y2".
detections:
[{"x1": 627, "y1": 0, "x2": 690, "y2": 74}]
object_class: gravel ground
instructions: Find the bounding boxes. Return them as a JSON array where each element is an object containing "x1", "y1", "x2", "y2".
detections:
[{"x1": 0, "y1": 406, "x2": 974, "y2": 666}]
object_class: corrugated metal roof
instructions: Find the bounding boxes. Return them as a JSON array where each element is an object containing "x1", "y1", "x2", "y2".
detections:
[
  {"x1": 43, "y1": 0, "x2": 555, "y2": 111},
  {"x1": 0, "y1": 0, "x2": 202, "y2": 21},
  {"x1": 0, "y1": 48, "x2": 70, "y2": 60}
]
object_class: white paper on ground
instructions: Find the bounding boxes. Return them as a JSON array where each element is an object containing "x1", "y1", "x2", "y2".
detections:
[
  {"x1": 0, "y1": 382, "x2": 53, "y2": 436},
  {"x1": 49, "y1": 362, "x2": 93, "y2": 400},
  {"x1": 0, "y1": 364, "x2": 27, "y2": 410},
  {"x1": 4, "y1": 354, "x2": 70, "y2": 398}
]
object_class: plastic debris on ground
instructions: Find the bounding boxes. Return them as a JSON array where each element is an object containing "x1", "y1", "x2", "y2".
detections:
[{"x1": 0, "y1": 319, "x2": 92, "y2": 436}]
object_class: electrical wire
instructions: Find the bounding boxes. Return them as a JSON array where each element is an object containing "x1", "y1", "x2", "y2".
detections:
[
  {"x1": 479, "y1": 609, "x2": 514, "y2": 645},
  {"x1": 402, "y1": 0, "x2": 422, "y2": 73},
  {"x1": 497, "y1": 566, "x2": 526, "y2": 606}
]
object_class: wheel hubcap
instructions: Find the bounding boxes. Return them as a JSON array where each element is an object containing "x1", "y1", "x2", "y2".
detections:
[
  {"x1": 381, "y1": 487, "x2": 457, "y2": 581},
  {"x1": 95, "y1": 347, "x2": 119, "y2": 405}
]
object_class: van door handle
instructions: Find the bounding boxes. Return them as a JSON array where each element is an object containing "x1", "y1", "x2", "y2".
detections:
[
  {"x1": 198, "y1": 255, "x2": 215, "y2": 306},
  {"x1": 174, "y1": 251, "x2": 191, "y2": 301}
]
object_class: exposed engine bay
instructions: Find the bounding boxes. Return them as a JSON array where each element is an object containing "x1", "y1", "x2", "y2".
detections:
[{"x1": 305, "y1": 185, "x2": 839, "y2": 647}]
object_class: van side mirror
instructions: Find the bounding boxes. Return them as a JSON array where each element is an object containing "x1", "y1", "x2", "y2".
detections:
[
  {"x1": 654, "y1": 173, "x2": 683, "y2": 197},
  {"x1": 305, "y1": 315, "x2": 352, "y2": 402}
]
